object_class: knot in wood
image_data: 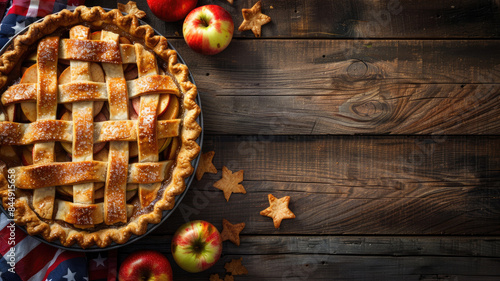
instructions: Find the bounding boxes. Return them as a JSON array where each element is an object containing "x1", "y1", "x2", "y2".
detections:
[
  {"x1": 347, "y1": 60, "x2": 368, "y2": 79},
  {"x1": 338, "y1": 90, "x2": 392, "y2": 126}
]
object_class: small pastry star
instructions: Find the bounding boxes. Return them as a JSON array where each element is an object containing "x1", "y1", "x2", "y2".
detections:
[
  {"x1": 260, "y1": 194, "x2": 296, "y2": 228},
  {"x1": 221, "y1": 219, "x2": 246, "y2": 246},
  {"x1": 196, "y1": 151, "x2": 217, "y2": 180},
  {"x1": 238, "y1": 1, "x2": 271, "y2": 37},
  {"x1": 93, "y1": 253, "x2": 106, "y2": 267},
  {"x1": 62, "y1": 268, "x2": 76, "y2": 281},
  {"x1": 118, "y1": 1, "x2": 146, "y2": 18},
  {"x1": 213, "y1": 166, "x2": 246, "y2": 201},
  {"x1": 224, "y1": 257, "x2": 248, "y2": 275}
]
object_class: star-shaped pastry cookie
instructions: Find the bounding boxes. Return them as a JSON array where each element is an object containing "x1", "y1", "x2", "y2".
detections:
[
  {"x1": 213, "y1": 166, "x2": 246, "y2": 201},
  {"x1": 238, "y1": 1, "x2": 271, "y2": 37},
  {"x1": 227, "y1": 0, "x2": 234, "y2": 4},
  {"x1": 117, "y1": 1, "x2": 146, "y2": 19},
  {"x1": 196, "y1": 151, "x2": 218, "y2": 180},
  {"x1": 225, "y1": 257, "x2": 248, "y2": 275},
  {"x1": 221, "y1": 219, "x2": 246, "y2": 246},
  {"x1": 260, "y1": 194, "x2": 296, "y2": 229}
]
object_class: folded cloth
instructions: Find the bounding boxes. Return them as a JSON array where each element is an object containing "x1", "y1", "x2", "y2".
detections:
[{"x1": 0, "y1": 0, "x2": 85, "y2": 48}]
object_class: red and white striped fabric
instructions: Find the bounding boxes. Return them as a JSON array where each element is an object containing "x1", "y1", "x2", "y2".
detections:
[{"x1": 1, "y1": 213, "x2": 88, "y2": 281}]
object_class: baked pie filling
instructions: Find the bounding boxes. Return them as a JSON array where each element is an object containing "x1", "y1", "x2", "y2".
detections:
[{"x1": 0, "y1": 6, "x2": 201, "y2": 248}]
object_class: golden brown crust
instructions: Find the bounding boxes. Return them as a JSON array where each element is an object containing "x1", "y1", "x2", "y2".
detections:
[{"x1": 0, "y1": 5, "x2": 201, "y2": 248}]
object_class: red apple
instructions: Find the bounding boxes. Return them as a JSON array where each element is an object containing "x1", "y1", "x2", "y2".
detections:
[
  {"x1": 183, "y1": 5, "x2": 234, "y2": 55},
  {"x1": 147, "y1": 0, "x2": 198, "y2": 22},
  {"x1": 118, "y1": 250, "x2": 173, "y2": 281},
  {"x1": 171, "y1": 220, "x2": 222, "y2": 273}
]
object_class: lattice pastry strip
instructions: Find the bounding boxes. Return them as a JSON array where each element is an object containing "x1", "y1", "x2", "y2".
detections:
[
  {"x1": 10, "y1": 160, "x2": 173, "y2": 189},
  {"x1": 101, "y1": 30, "x2": 129, "y2": 225},
  {"x1": 0, "y1": 119, "x2": 180, "y2": 145},
  {"x1": 32, "y1": 36, "x2": 59, "y2": 219},
  {"x1": 70, "y1": 26, "x2": 95, "y2": 206},
  {"x1": 2, "y1": 75, "x2": 180, "y2": 105},
  {"x1": 135, "y1": 43, "x2": 163, "y2": 208},
  {"x1": 54, "y1": 26, "x2": 102, "y2": 227}
]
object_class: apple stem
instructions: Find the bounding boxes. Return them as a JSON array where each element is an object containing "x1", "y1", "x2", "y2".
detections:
[
  {"x1": 192, "y1": 239, "x2": 207, "y2": 255},
  {"x1": 141, "y1": 270, "x2": 152, "y2": 281},
  {"x1": 200, "y1": 16, "x2": 210, "y2": 28}
]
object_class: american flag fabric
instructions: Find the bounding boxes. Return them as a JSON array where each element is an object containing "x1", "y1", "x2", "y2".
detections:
[
  {"x1": 0, "y1": 1, "x2": 119, "y2": 280},
  {"x1": 0, "y1": 213, "x2": 88, "y2": 281},
  {"x1": 1, "y1": 213, "x2": 118, "y2": 281},
  {"x1": 0, "y1": 0, "x2": 85, "y2": 47}
]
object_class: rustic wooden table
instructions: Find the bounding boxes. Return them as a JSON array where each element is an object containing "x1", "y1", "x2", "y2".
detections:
[{"x1": 89, "y1": 0, "x2": 500, "y2": 280}]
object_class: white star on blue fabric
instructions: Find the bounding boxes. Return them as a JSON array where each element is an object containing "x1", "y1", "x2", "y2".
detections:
[
  {"x1": 11, "y1": 21, "x2": 25, "y2": 35},
  {"x1": 62, "y1": 268, "x2": 76, "y2": 281},
  {"x1": 93, "y1": 253, "x2": 106, "y2": 267}
]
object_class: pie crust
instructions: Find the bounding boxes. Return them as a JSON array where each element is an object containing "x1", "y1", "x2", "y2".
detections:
[{"x1": 0, "y1": 5, "x2": 201, "y2": 248}]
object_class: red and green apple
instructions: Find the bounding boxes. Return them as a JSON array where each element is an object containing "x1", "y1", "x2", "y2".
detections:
[
  {"x1": 171, "y1": 220, "x2": 223, "y2": 273},
  {"x1": 183, "y1": 5, "x2": 234, "y2": 55}
]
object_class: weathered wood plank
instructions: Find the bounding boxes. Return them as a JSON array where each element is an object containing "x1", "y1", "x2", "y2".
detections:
[
  {"x1": 127, "y1": 235, "x2": 500, "y2": 257},
  {"x1": 79, "y1": 4, "x2": 500, "y2": 135},
  {"x1": 166, "y1": 39, "x2": 500, "y2": 135},
  {"x1": 116, "y1": 251, "x2": 500, "y2": 281},
  {"x1": 200, "y1": 84, "x2": 500, "y2": 135},
  {"x1": 90, "y1": 0, "x2": 500, "y2": 39},
  {"x1": 154, "y1": 135, "x2": 500, "y2": 235},
  {"x1": 118, "y1": 236, "x2": 500, "y2": 280},
  {"x1": 171, "y1": 39, "x2": 500, "y2": 86}
]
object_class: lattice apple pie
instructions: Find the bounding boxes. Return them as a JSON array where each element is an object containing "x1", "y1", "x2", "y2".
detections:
[{"x1": 0, "y1": 5, "x2": 201, "y2": 248}]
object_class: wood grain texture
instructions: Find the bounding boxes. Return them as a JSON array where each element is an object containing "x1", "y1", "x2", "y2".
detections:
[
  {"x1": 89, "y1": 0, "x2": 500, "y2": 39},
  {"x1": 116, "y1": 253, "x2": 500, "y2": 281},
  {"x1": 164, "y1": 39, "x2": 500, "y2": 135},
  {"x1": 151, "y1": 135, "x2": 500, "y2": 235},
  {"x1": 171, "y1": 39, "x2": 500, "y2": 86},
  {"x1": 125, "y1": 235, "x2": 500, "y2": 257},
  {"x1": 85, "y1": 1, "x2": 500, "y2": 277},
  {"x1": 119, "y1": 236, "x2": 500, "y2": 280}
]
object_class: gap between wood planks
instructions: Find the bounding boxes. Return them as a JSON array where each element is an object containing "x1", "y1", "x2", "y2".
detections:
[{"x1": 121, "y1": 235, "x2": 500, "y2": 257}]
